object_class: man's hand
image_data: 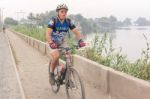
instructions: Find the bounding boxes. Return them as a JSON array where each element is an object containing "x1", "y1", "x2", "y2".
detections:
[
  {"x1": 49, "y1": 42, "x2": 58, "y2": 49},
  {"x1": 78, "y1": 39, "x2": 86, "y2": 47}
]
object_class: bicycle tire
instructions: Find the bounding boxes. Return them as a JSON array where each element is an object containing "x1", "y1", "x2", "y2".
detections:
[{"x1": 65, "y1": 68, "x2": 85, "y2": 99}]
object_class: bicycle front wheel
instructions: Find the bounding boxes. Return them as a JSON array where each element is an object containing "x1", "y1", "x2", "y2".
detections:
[{"x1": 65, "y1": 68, "x2": 85, "y2": 99}]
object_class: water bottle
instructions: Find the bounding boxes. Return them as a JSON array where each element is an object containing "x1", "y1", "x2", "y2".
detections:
[{"x1": 57, "y1": 63, "x2": 65, "y2": 76}]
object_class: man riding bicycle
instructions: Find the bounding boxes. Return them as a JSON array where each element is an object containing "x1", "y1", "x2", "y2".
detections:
[{"x1": 46, "y1": 4, "x2": 86, "y2": 85}]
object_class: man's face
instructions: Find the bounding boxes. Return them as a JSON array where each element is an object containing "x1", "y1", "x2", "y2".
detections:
[{"x1": 58, "y1": 9, "x2": 68, "y2": 20}]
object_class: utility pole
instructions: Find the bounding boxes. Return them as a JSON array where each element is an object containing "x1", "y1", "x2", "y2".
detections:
[
  {"x1": 0, "y1": 8, "x2": 1, "y2": 22},
  {"x1": 16, "y1": 10, "x2": 25, "y2": 22},
  {"x1": 1, "y1": 8, "x2": 5, "y2": 27},
  {"x1": 0, "y1": 8, "x2": 2, "y2": 31}
]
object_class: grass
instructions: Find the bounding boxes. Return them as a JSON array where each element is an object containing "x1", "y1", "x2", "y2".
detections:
[
  {"x1": 77, "y1": 33, "x2": 150, "y2": 80},
  {"x1": 13, "y1": 25, "x2": 46, "y2": 41},
  {"x1": 13, "y1": 25, "x2": 150, "y2": 81}
]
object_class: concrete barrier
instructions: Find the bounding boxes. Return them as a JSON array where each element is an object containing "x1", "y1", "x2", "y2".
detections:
[
  {"x1": 29, "y1": 37, "x2": 34, "y2": 47},
  {"x1": 27, "y1": 37, "x2": 29, "y2": 44},
  {"x1": 73, "y1": 55, "x2": 109, "y2": 94},
  {"x1": 108, "y1": 69, "x2": 150, "y2": 99},
  {"x1": 38, "y1": 41, "x2": 46, "y2": 54},
  {"x1": 27, "y1": 37, "x2": 31, "y2": 45},
  {"x1": 23, "y1": 35, "x2": 28, "y2": 42},
  {"x1": 28, "y1": 37, "x2": 33, "y2": 46},
  {"x1": 10, "y1": 30, "x2": 150, "y2": 99},
  {"x1": 33, "y1": 39, "x2": 39, "y2": 49},
  {"x1": 25, "y1": 36, "x2": 28, "y2": 43},
  {"x1": 45, "y1": 44, "x2": 51, "y2": 57}
]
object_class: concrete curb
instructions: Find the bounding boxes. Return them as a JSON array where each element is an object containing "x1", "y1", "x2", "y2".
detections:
[
  {"x1": 108, "y1": 68, "x2": 150, "y2": 99},
  {"x1": 5, "y1": 32, "x2": 26, "y2": 99}
]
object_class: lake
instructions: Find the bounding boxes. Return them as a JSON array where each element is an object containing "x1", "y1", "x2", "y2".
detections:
[{"x1": 85, "y1": 26, "x2": 150, "y2": 62}]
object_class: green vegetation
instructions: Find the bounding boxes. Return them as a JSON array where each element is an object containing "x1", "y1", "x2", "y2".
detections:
[
  {"x1": 5, "y1": 17, "x2": 18, "y2": 26},
  {"x1": 13, "y1": 25, "x2": 46, "y2": 41},
  {"x1": 78, "y1": 33, "x2": 150, "y2": 80}
]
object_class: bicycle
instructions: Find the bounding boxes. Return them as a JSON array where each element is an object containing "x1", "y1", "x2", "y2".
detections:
[{"x1": 48, "y1": 45, "x2": 85, "y2": 99}]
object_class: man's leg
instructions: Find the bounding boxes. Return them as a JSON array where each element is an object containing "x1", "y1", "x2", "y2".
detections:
[{"x1": 50, "y1": 50, "x2": 60, "y2": 84}]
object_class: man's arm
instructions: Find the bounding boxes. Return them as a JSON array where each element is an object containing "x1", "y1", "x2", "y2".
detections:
[
  {"x1": 71, "y1": 28, "x2": 82, "y2": 40},
  {"x1": 46, "y1": 28, "x2": 53, "y2": 44},
  {"x1": 71, "y1": 28, "x2": 86, "y2": 47},
  {"x1": 68, "y1": 18, "x2": 82, "y2": 40}
]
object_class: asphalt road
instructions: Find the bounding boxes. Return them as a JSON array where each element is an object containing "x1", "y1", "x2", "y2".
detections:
[{"x1": 0, "y1": 32, "x2": 24, "y2": 99}]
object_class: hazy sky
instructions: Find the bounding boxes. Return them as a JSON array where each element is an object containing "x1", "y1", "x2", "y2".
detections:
[{"x1": 0, "y1": 0, "x2": 150, "y2": 21}]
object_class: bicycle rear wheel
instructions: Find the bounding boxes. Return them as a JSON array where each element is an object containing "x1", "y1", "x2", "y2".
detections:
[
  {"x1": 48, "y1": 61, "x2": 60, "y2": 93},
  {"x1": 65, "y1": 68, "x2": 85, "y2": 99}
]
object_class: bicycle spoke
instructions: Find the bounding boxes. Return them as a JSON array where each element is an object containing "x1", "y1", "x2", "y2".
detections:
[{"x1": 68, "y1": 89, "x2": 82, "y2": 99}]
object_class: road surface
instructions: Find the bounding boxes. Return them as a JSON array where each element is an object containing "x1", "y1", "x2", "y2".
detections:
[{"x1": 0, "y1": 32, "x2": 25, "y2": 99}]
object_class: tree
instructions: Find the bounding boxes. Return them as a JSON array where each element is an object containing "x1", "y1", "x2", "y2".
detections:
[
  {"x1": 4, "y1": 17, "x2": 18, "y2": 25},
  {"x1": 25, "y1": 10, "x2": 135, "y2": 33},
  {"x1": 109, "y1": 16, "x2": 118, "y2": 28},
  {"x1": 135, "y1": 17, "x2": 150, "y2": 26},
  {"x1": 123, "y1": 18, "x2": 131, "y2": 26},
  {"x1": 27, "y1": 13, "x2": 35, "y2": 20}
]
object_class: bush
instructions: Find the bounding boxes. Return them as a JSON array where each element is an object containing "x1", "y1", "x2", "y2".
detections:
[
  {"x1": 78, "y1": 33, "x2": 150, "y2": 80},
  {"x1": 13, "y1": 25, "x2": 46, "y2": 41}
]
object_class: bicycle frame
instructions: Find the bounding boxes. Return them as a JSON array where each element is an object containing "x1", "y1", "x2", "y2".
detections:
[
  {"x1": 58, "y1": 47, "x2": 73, "y2": 83},
  {"x1": 58, "y1": 46, "x2": 74, "y2": 67}
]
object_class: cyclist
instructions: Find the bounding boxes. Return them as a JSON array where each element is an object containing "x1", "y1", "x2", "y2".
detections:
[
  {"x1": 3, "y1": 26, "x2": 6, "y2": 33},
  {"x1": 46, "y1": 3, "x2": 86, "y2": 85}
]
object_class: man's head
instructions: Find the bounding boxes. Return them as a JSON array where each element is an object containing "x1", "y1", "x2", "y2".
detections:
[{"x1": 56, "y1": 4, "x2": 68, "y2": 20}]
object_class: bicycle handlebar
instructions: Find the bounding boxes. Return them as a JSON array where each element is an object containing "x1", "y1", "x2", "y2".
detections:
[{"x1": 58, "y1": 45, "x2": 79, "y2": 51}]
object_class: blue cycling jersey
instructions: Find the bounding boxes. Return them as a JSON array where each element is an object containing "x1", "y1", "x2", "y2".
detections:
[{"x1": 47, "y1": 16, "x2": 76, "y2": 45}]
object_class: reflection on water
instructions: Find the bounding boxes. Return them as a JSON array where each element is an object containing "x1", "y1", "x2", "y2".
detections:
[{"x1": 85, "y1": 26, "x2": 150, "y2": 62}]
